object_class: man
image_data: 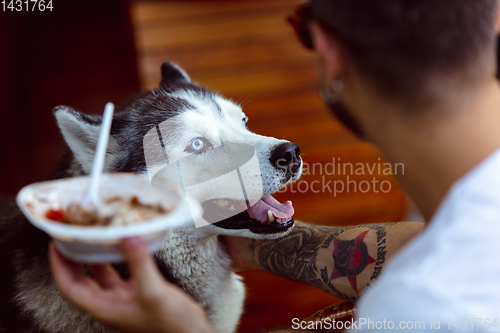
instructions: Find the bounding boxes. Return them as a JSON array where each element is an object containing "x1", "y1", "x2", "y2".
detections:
[{"x1": 50, "y1": 0, "x2": 500, "y2": 331}]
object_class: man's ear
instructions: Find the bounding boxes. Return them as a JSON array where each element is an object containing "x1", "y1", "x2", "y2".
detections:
[
  {"x1": 160, "y1": 62, "x2": 191, "y2": 88},
  {"x1": 495, "y1": 2, "x2": 500, "y2": 33},
  {"x1": 310, "y1": 22, "x2": 347, "y2": 84},
  {"x1": 54, "y1": 106, "x2": 119, "y2": 174}
]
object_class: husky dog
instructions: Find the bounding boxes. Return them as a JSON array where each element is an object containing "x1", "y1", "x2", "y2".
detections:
[{"x1": 0, "y1": 62, "x2": 302, "y2": 333}]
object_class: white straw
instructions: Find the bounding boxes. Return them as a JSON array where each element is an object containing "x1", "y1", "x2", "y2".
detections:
[{"x1": 83, "y1": 102, "x2": 115, "y2": 207}]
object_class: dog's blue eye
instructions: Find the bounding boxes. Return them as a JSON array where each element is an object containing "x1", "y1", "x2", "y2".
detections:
[
  {"x1": 185, "y1": 137, "x2": 211, "y2": 153},
  {"x1": 242, "y1": 116, "x2": 249, "y2": 129},
  {"x1": 192, "y1": 139, "x2": 204, "y2": 150}
]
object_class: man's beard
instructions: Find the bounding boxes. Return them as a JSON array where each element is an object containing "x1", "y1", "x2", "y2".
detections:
[
  {"x1": 317, "y1": 61, "x2": 366, "y2": 139},
  {"x1": 325, "y1": 99, "x2": 366, "y2": 139}
]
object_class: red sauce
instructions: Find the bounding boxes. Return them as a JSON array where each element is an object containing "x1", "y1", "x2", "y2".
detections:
[{"x1": 45, "y1": 209, "x2": 65, "y2": 222}]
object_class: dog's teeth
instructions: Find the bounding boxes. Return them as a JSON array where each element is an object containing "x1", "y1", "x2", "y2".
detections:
[
  {"x1": 267, "y1": 210, "x2": 275, "y2": 223},
  {"x1": 216, "y1": 199, "x2": 229, "y2": 207},
  {"x1": 277, "y1": 218, "x2": 282, "y2": 223}
]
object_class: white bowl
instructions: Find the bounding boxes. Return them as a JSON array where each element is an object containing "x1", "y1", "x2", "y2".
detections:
[{"x1": 16, "y1": 173, "x2": 199, "y2": 263}]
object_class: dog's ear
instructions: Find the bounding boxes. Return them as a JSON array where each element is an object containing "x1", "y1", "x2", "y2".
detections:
[
  {"x1": 160, "y1": 62, "x2": 191, "y2": 88},
  {"x1": 53, "y1": 106, "x2": 119, "y2": 174}
]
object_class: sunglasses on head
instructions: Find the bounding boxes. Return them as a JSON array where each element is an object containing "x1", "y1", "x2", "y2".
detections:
[{"x1": 287, "y1": 3, "x2": 315, "y2": 50}]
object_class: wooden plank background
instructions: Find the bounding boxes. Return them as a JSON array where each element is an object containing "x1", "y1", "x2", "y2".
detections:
[
  {"x1": 132, "y1": 1, "x2": 407, "y2": 332},
  {"x1": 0, "y1": 0, "x2": 140, "y2": 196}
]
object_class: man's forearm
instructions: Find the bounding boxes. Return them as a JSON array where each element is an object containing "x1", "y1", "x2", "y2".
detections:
[{"x1": 243, "y1": 221, "x2": 424, "y2": 302}]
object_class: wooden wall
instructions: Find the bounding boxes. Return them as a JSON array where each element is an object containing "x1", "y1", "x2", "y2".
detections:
[
  {"x1": 0, "y1": 0, "x2": 140, "y2": 196},
  {"x1": 132, "y1": 1, "x2": 407, "y2": 332}
]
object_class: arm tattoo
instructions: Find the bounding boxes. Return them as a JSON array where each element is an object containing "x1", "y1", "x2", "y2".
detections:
[
  {"x1": 369, "y1": 225, "x2": 388, "y2": 281},
  {"x1": 249, "y1": 222, "x2": 391, "y2": 302}
]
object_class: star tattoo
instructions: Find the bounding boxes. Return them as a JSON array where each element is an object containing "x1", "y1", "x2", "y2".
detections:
[{"x1": 329, "y1": 230, "x2": 376, "y2": 293}]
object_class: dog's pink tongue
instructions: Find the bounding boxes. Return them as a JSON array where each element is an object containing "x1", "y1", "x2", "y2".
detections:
[{"x1": 247, "y1": 195, "x2": 294, "y2": 223}]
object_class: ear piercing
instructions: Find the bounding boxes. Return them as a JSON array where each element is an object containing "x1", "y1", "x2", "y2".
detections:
[{"x1": 320, "y1": 79, "x2": 344, "y2": 104}]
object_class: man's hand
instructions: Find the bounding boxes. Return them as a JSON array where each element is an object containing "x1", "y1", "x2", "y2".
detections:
[
  {"x1": 222, "y1": 235, "x2": 256, "y2": 272},
  {"x1": 49, "y1": 237, "x2": 213, "y2": 333}
]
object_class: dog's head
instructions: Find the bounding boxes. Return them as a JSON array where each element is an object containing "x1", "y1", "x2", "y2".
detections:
[{"x1": 54, "y1": 62, "x2": 302, "y2": 239}]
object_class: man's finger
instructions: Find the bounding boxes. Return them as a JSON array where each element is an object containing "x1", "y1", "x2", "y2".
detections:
[
  {"x1": 49, "y1": 242, "x2": 88, "y2": 290},
  {"x1": 90, "y1": 264, "x2": 123, "y2": 289},
  {"x1": 221, "y1": 236, "x2": 253, "y2": 272},
  {"x1": 49, "y1": 243, "x2": 115, "y2": 314},
  {"x1": 120, "y1": 237, "x2": 163, "y2": 293}
]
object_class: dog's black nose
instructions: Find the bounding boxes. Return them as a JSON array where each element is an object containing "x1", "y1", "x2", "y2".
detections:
[{"x1": 270, "y1": 142, "x2": 301, "y2": 177}]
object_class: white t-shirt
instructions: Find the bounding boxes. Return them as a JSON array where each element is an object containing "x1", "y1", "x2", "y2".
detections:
[{"x1": 353, "y1": 149, "x2": 500, "y2": 332}]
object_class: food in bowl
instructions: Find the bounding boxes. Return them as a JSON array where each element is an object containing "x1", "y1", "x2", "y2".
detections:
[
  {"x1": 16, "y1": 173, "x2": 198, "y2": 262},
  {"x1": 45, "y1": 196, "x2": 169, "y2": 227}
]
